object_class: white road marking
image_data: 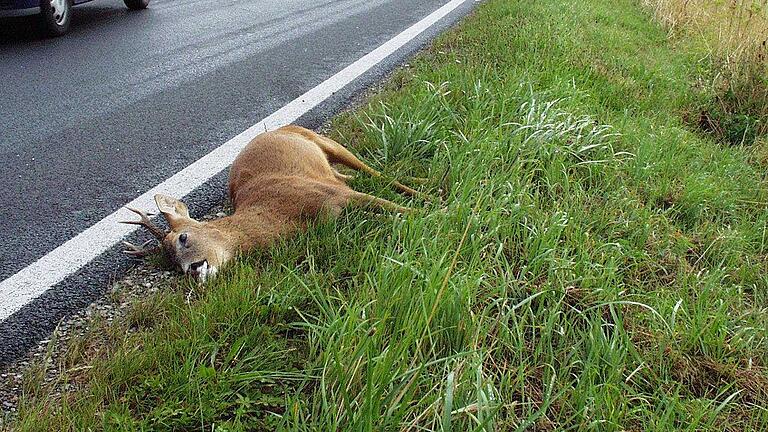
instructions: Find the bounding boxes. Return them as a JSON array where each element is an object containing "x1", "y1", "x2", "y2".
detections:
[{"x1": 0, "y1": 0, "x2": 470, "y2": 321}]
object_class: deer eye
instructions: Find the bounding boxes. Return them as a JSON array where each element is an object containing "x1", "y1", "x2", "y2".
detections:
[{"x1": 178, "y1": 233, "x2": 188, "y2": 245}]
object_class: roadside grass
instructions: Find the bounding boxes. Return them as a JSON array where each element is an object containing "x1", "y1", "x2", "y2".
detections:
[
  {"x1": 642, "y1": 0, "x2": 768, "y2": 144},
  {"x1": 8, "y1": 0, "x2": 768, "y2": 430}
]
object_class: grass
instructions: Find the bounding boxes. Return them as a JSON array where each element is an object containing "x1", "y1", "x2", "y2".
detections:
[
  {"x1": 642, "y1": 0, "x2": 768, "y2": 144},
  {"x1": 7, "y1": 0, "x2": 768, "y2": 430}
]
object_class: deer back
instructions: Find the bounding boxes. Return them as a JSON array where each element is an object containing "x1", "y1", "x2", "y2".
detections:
[{"x1": 227, "y1": 127, "x2": 351, "y2": 216}]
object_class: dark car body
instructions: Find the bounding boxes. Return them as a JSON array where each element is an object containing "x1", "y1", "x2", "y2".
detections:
[{"x1": 0, "y1": 0, "x2": 93, "y2": 16}]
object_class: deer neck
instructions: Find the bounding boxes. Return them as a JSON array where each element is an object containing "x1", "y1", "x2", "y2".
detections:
[{"x1": 207, "y1": 206, "x2": 295, "y2": 254}]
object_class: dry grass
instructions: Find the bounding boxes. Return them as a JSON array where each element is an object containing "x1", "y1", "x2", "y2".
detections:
[{"x1": 643, "y1": 0, "x2": 768, "y2": 143}]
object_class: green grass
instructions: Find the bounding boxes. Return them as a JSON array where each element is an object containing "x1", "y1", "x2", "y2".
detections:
[{"x1": 8, "y1": 0, "x2": 768, "y2": 430}]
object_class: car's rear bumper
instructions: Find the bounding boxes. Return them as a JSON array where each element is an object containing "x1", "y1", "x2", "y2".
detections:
[
  {"x1": 0, "y1": 0, "x2": 39, "y2": 16},
  {"x1": 0, "y1": 7, "x2": 39, "y2": 17}
]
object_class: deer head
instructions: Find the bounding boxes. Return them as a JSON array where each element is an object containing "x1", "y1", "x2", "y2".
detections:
[{"x1": 122, "y1": 194, "x2": 233, "y2": 282}]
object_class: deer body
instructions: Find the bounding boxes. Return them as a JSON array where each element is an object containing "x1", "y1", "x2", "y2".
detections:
[{"x1": 124, "y1": 125, "x2": 416, "y2": 281}]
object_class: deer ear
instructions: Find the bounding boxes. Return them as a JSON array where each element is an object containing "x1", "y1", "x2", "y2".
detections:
[{"x1": 154, "y1": 194, "x2": 192, "y2": 230}]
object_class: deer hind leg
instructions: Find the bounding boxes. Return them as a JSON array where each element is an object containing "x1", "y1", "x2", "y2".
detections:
[
  {"x1": 312, "y1": 135, "x2": 422, "y2": 197},
  {"x1": 332, "y1": 168, "x2": 355, "y2": 183},
  {"x1": 347, "y1": 191, "x2": 412, "y2": 214}
]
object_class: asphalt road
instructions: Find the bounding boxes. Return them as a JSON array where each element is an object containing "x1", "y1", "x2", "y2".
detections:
[{"x1": 0, "y1": 0, "x2": 475, "y2": 364}]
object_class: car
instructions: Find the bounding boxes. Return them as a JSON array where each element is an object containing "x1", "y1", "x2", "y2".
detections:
[{"x1": 0, "y1": 0, "x2": 149, "y2": 36}]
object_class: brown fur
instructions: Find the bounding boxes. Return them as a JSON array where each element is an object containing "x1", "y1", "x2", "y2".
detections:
[{"x1": 126, "y1": 125, "x2": 416, "y2": 280}]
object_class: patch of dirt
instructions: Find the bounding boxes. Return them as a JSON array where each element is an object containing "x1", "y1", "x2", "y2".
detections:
[{"x1": 669, "y1": 349, "x2": 768, "y2": 404}]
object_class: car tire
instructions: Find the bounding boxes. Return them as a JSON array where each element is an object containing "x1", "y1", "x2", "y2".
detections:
[
  {"x1": 40, "y1": 0, "x2": 72, "y2": 37},
  {"x1": 124, "y1": 0, "x2": 150, "y2": 10}
]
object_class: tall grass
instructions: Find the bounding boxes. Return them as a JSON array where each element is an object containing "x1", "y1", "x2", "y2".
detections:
[
  {"x1": 7, "y1": 0, "x2": 768, "y2": 430},
  {"x1": 642, "y1": 0, "x2": 768, "y2": 144}
]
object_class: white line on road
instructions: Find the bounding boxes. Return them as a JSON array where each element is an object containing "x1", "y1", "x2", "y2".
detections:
[{"x1": 0, "y1": 0, "x2": 470, "y2": 321}]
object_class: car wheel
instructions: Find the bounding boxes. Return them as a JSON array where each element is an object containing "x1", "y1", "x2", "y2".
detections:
[
  {"x1": 40, "y1": 0, "x2": 72, "y2": 37},
  {"x1": 124, "y1": 0, "x2": 150, "y2": 10}
]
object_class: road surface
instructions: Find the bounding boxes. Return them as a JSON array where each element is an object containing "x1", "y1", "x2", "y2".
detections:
[{"x1": 0, "y1": 0, "x2": 475, "y2": 364}]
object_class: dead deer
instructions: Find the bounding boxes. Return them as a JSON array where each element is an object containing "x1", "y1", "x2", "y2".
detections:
[{"x1": 121, "y1": 125, "x2": 420, "y2": 281}]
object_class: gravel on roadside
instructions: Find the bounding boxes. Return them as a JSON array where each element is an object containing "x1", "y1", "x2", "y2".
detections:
[{"x1": 0, "y1": 206, "x2": 230, "y2": 428}]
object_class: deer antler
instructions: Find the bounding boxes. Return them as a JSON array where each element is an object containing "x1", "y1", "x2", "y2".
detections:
[
  {"x1": 121, "y1": 207, "x2": 167, "y2": 241},
  {"x1": 122, "y1": 240, "x2": 162, "y2": 258},
  {"x1": 120, "y1": 207, "x2": 168, "y2": 259}
]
